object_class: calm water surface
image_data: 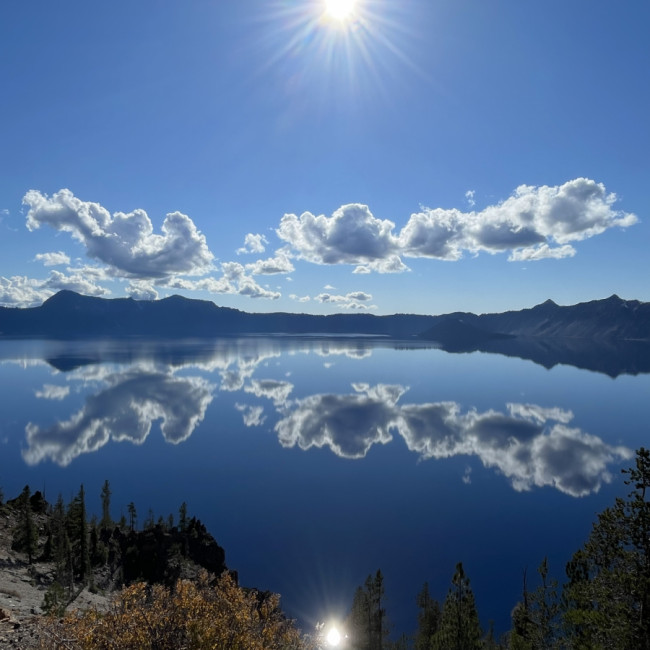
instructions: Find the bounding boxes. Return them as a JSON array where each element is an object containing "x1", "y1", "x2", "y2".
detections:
[{"x1": 0, "y1": 337, "x2": 647, "y2": 637}]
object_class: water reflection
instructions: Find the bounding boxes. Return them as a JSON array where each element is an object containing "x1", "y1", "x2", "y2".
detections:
[
  {"x1": 274, "y1": 385, "x2": 631, "y2": 497},
  {"x1": 24, "y1": 366, "x2": 215, "y2": 466},
  {"x1": 5, "y1": 338, "x2": 633, "y2": 496}
]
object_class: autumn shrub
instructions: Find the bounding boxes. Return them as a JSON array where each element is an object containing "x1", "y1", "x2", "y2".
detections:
[{"x1": 44, "y1": 570, "x2": 309, "y2": 650}]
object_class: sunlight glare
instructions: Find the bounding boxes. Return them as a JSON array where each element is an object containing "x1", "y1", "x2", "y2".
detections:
[
  {"x1": 324, "y1": 0, "x2": 357, "y2": 22},
  {"x1": 326, "y1": 626, "x2": 342, "y2": 646}
]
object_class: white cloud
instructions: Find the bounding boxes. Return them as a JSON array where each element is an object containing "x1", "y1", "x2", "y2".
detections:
[
  {"x1": 42, "y1": 270, "x2": 111, "y2": 297},
  {"x1": 164, "y1": 263, "x2": 281, "y2": 300},
  {"x1": 126, "y1": 281, "x2": 159, "y2": 301},
  {"x1": 245, "y1": 379, "x2": 294, "y2": 405},
  {"x1": 465, "y1": 190, "x2": 476, "y2": 207},
  {"x1": 23, "y1": 368, "x2": 215, "y2": 466},
  {"x1": 35, "y1": 384, "x2": 70, "y2": 400},
  {"x1": 289, "y1": 294, "x2": 311, "y2": 303},
  {"x1": 34, "y1": 251, "x2": 71, "y2": 267},
  {"x1": 0, "y1": 275, "x2": 50, "y2": 307},
  {"x1": 235, "y1": 403, "x2": 267, "y2": 427},
  {"x1": 245, "y1": 251, "x2": 294, "y2": 275},
  {"x1": 315, "y1": 291, "x2": 376, "y2": 310},
  {"x1": 277, "y1": 203, "x2": 399, "y2": 266},
  {"x1": 274, "y1": 385, "x2": 632, "y2": 496},
  {"x1": 23, "y1": 189, "x2": 214, "y2": 279},
  {"x1": 237, "y1": 233, "x2": 268, "y2": 255},
  {"x1": 0, "y1": 271, "x2": 109, "y2": 307},
  {"x1": 508, "y1": 243, "x2": 576, "y2": 261},
  {"x1": 277, "y1": 179, "x2": 637, "y2": 271},
  {"x1": 275, "y1": 384, "x2": 404, "y2": 459}
]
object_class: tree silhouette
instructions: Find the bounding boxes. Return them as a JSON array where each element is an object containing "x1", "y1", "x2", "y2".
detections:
[
  {"x1": 347, "y1": 570, "x2": 388, "y2": 649},
  {"x1": 100, "y1": 479, "x2": 112, "y2": 530},
  {"x1": 414, "y1": 581, "x2": 441, "y2": 650},
  {"x1": 431, "y1": 562, "x2": 482, "y2": 650},
  {"x1": 564, "y1": 447, "x2": 650, "y2": 649}
]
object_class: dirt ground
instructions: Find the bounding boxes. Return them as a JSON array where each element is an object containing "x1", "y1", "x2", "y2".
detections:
[{"x1": 0, "y1": 506, "x2": 108, "y2": 649}]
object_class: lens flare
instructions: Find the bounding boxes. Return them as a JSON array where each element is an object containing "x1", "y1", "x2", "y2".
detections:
[
  {"x1": 326, "y1": 626, "x2": 342, "y2": 646},
  {"x1": 324, "y1": 0, "x2": 357, "y2": 22}
]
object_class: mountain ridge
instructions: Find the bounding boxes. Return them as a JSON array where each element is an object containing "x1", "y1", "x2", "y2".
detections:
[{"x1": 0, "y1": 290, "x2": 648, "y2": 341}]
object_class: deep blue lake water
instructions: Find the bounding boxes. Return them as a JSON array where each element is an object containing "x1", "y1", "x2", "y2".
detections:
[{"x1": 0, "y1": 336, "x2": 647, "y2": 639}]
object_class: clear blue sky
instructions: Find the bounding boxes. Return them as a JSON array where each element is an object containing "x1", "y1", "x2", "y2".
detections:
[{"x1": 1, "y1": 0, "x2": 648, "y2": 315}]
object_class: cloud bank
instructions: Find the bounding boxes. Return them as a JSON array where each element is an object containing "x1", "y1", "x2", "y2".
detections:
[
  {"x1": 277, "y1": 179, "x2": 637, "y2": 270},
  {"x1": 24, "y1": 189, "x2": 214, "y2": 279},
  {"x1": 23, "y1": 367, "x2": 215, "y2": 466},
  {"x1": 274, "y1": 384, "x2": 632, "y2": 496}
]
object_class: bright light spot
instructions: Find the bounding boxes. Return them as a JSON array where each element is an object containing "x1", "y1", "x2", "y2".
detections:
[
  {"x1": 324, "y1": 0, "x2": 357, "y2": 22},
  {"x1": 326, "y1": 626, "x2": 342, "y2": 646}
]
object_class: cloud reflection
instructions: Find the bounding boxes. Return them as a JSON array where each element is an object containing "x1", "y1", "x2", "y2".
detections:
[
  {"x1": 275, "y1": 385, "x2": 632, "y2": 496},
  {"x1": 23, "y1": 368, "x2": 215, "y2": 466}
]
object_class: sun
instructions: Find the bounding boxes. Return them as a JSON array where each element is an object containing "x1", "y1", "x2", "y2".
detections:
[
  {"x1": 324, "y1": 0, "x2": 357, "y2": 23},
  {"x1": 326, "y1": 626, "x2": 342, "y2": 646}
]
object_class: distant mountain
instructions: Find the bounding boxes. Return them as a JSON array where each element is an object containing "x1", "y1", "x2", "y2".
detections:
[
  {"x1": 0, "y1": 291, "x2": 648, "y2": 344},
  {"x1": 0, "y1": 290, "x2": 437, "y2": 338},
  {"x1": 418, "y1": 317, "x2": 515, "y2": 351}
]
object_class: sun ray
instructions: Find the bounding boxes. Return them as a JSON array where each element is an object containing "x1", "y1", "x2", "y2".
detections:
[{"x1": 324, "y1": 0, "x2": 357, "y2": 23}]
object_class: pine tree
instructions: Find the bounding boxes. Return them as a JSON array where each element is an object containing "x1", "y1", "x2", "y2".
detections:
[
  {"x1": 431, "y1": 562, "x2": 482, "y2": 650},
  {"x1": 128, "y1": 502, "x2": 137, "y2": 531},
  {"x1": 65, "y1": 485, "x2": 90, "y2": 582},
  {"x1": 563, "y1": 447, "x2": 650, "y2": 649},
  {"x1": 346, "y1": 570, "x2": 388, "y2": 649},
  {"x1": 414, "y1": 581, "x2": 441, "y2": 650},
  {"x1": 13, "y1": 485, "x2": 38, "y2": 563},
  {"x1": 179, "y1": 502, "x2": 188, "y2": 532},
  {"x1": 509, "y1": 559, "x2": 560, "y2": 649},
  {"x1": 100, "y1": 479, "x2": 112, "y2": 530}
]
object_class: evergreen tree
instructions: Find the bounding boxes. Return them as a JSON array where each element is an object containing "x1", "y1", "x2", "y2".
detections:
[
  {"x1": 100, "y1": 479, "x2": 112, "y2": 530},
  {"x1": 13, "y1": 484, "x2": 38, "y2": 563},
  {"x1": 563, "y1": 447, "x2": 650, "y2": 649},
  {"x1": 348, "y1": 585, "x2": 371, "y2": 650},
  {"x1": 128, "y1": 501, "x2": 137, "y2": 531},
  {"x1": 509, "y1": 559, "x2": 560, "y2": 650},
  {"x1": 414, "y1": 581, "x2": 441, "y2": 650},
  {"x1": 179, "y1": 501, "x2": 188, "y2": 532},
  {"x1": 347, "y1": 570, "x2": 389, "y2": 649},
  {"x1": 431, "y1": 562, "x2": 482, "y2": 650},
  {"x1": 66, "y1": 485, "x2": 90, "y2": 582}
]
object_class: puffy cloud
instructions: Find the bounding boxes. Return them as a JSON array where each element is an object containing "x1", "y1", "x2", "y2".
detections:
[
  {"x1": 0, "y1": 271, "x2": 109, "y2": 307},
  {"x1": 235, "y1": 403, "x2": 267, "y2": 427},
  {"x1": 278, "y1": 179, "x2": 637, "y2": 271},
  {"x1": 315, "y1": 291, "x2": 376, "y2": 310},
  {"x1": 34, "y1": 251, "x2": 70, "y2": 267},
  {"x1": 465, "y1": 190, "x2": 476, "y2": 207},
  {"x1": 289, "y1": 294, "x2": 311, "y2": 303},
  {"x1": 274, "y1": 384, "x2": 632, "y2": 496},
  {"x1": 277, "y1": 203, "x2": 399, "y2": 266},
  {"x1": 275, "y1": 384, "x2": 404, "y2": 459},
  {"x1": 35, "y1": 384, "x2": 70, "y2": 400},
  {"x1": 0, "y1": 275, "x2": 51, "y2": 307},
  {"x1": 245, "y1": 379, "x2": 294, "y2": 405},
  {"x1": 508, "y1": 244, "x2": 576, "y2": 262},
  {"x1": 23, "y1": 367, "x2": 215, "y2": 466},
  {"x1": 126, "y1": 281, "x2": 159, "y2": 301},
  {"x1": 245, "y1": 252, "x2": 294, "y2": 275},
  {"x1": 163, "y1": 263, "x2": 281, "y2": 300},
  {"x1": 23, "y1": 189, "x2": 214, "y2": 279},
  {"x1": 42, "y1": 270, "x2": 111, "y2": 297},
  {"x1": 237, "y1": 233, "x2": 268, "y2": 255}
]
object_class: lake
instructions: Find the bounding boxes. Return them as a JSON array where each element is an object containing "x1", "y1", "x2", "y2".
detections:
[{"x1": 0, "y1": 336, "x2": 647, "y2": 638}]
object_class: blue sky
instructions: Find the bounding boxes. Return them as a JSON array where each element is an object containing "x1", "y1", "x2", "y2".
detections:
[{"x1": 1, "y1": 0, "x2": 648, "y2": 315}]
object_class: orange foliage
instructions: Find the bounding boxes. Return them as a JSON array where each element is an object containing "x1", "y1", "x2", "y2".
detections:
[{"x1": 45, "y1": 571, "x2": 310, "y2": 650}]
